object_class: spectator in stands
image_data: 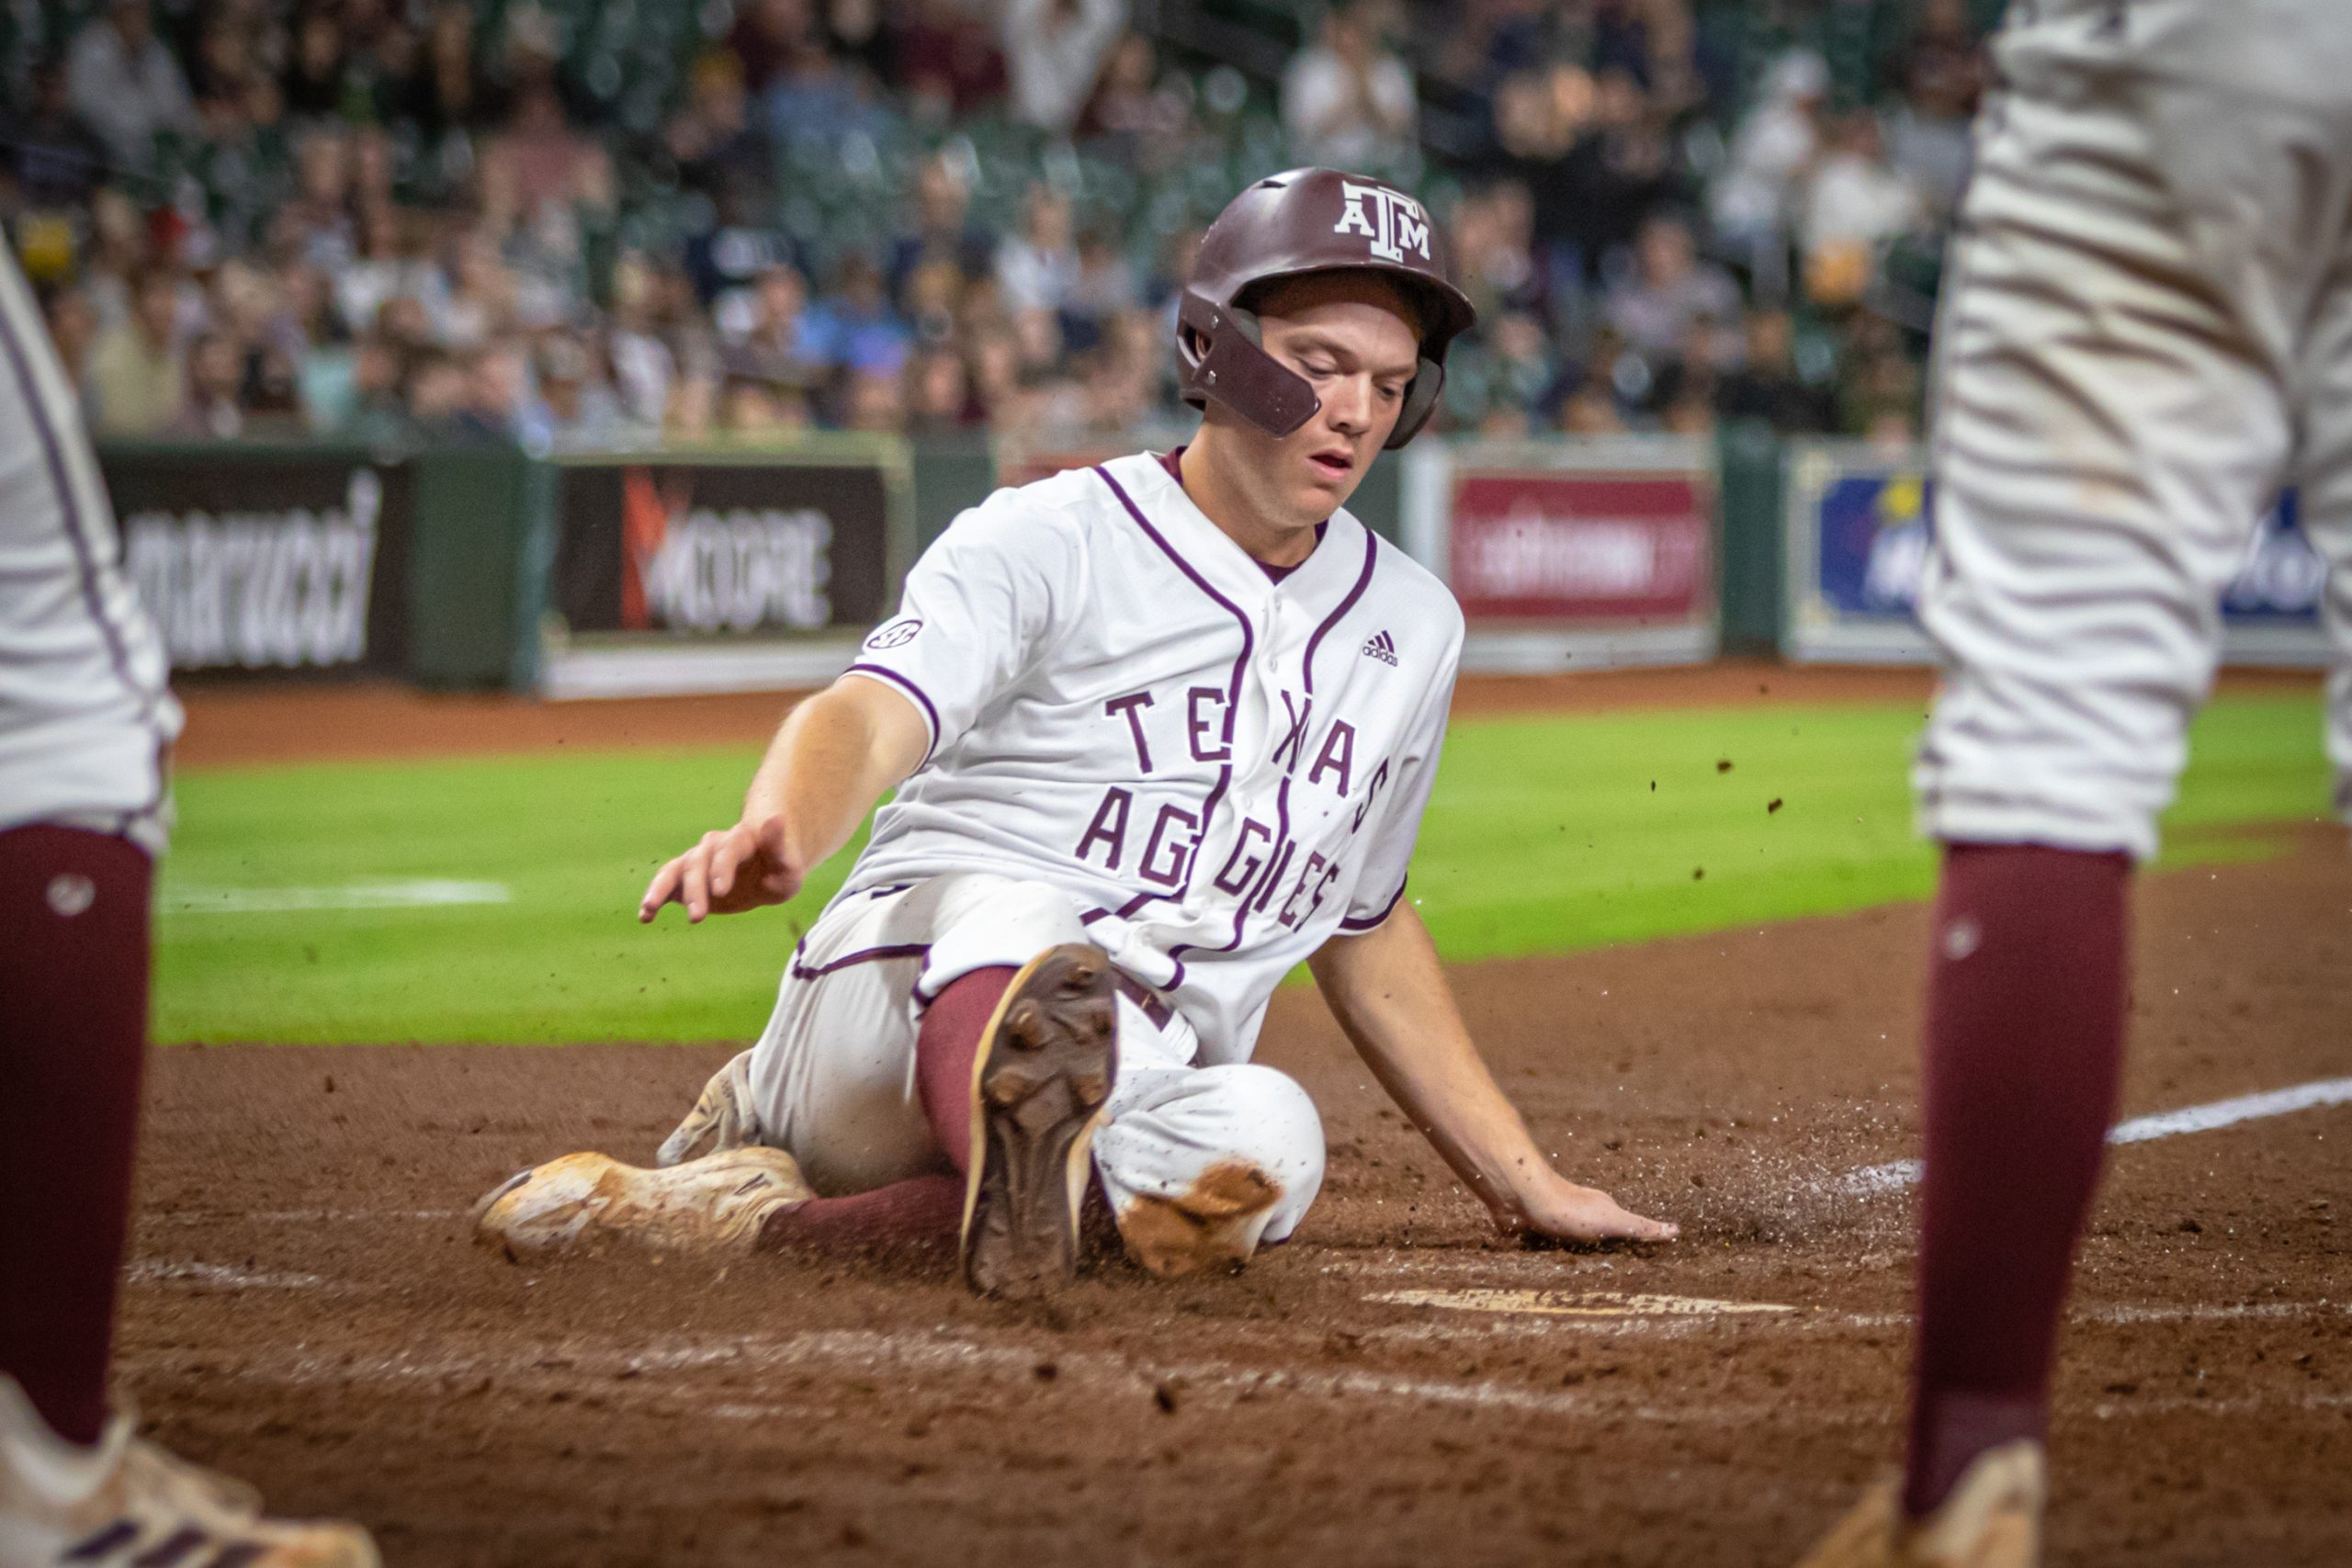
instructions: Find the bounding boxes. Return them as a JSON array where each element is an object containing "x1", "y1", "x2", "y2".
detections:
[
  {"x1": 85, "y1": 265, "x2": 187, "y2": 435},
  {"x1": 764, "y1": 28, "x2": 879, "y2": 145},
  {"x1": 276, "y1": 126, "x2": 356, "y2": 275},
  {"x1": 1709, "y1": 48, "x2": 1826, "y2": 294},
  {"x1": 1839, "y1": 312, "x2": 1923, "y2": 449},
  {"x1": 439, "y1": 229, "x2": 519, "y2": 349},
  {"x1": 1800, "y1": 110, "x2": 1924, "y2": 309},
  {"x1": 403, "y1": 0, "x2": 487, "y2": 138},
  {"x1": 1559, "y1": 66, "x2": 1684, "y2": 273},
  {"x1": 487, "y1": 79, "x2": 615, "y2": 223},
  {"x1": 1714, "y1": 308, "x2": 1835, "y2": 435},
  {"x1": 665, "y1": 365, "x2": 718, "y2": 442},
  {"x1": 1003, "y1": 0, "x2": 1126, "y2": 137},
  {"x1": 666, "y1": 51, "x2": 767, "y2": 204},
  {"x1": 1603, "y1": 212, "x2": 1738, "y2": 363},
  {"x1": 607, "y1": 257, "x2": 678, "y2": 429},
  {"x1": 1063, "y1": 228, "x2": 1138, "y2": 353},
  {"x1": 1451, "y1": 180, "x2": 1544, "y2": 328},
  {"x1": 65, "y1": 0, "x2": 198, "y2": 171},
  {"x1": 807, "y1": 254, "x2": 912, "y2": 398},
  {"x1": 454, "y1": 337, "x2": 537, "y2": 444},
  {"x1": 40, "y1": 289, "x2": 102, "y2": 414},
  {"x1": 1557, "y1": 378, "x2": 1627, "y2": 435},
  {"x1": 729, "y1": 0, "x2": 813, "y2": 95},
  {"x1": 825, "y1": 0, "x2": 896, "y2": 80},
  {"x1": 1282, "y1": 0, "x2": 1416, "y2": 171},
  {"x1": 1883, "y1": 0, "x2": 1983, "y2": 225},
  {"x1": 904, "y1": 345, "x2": 976, "y2": 434},
  {"x1": 403, "y1": 344, "x2": 470, "y2": 431},
  {"x1": 842, "y1": 364, "x2": 907, "y2": 431},
  {"x1": 721, "y1": 262, "x2": 824, "y2": 389},
  {"x1": 336, "y1": 203, "x2": 447, "y2": 341},
  {"x1": 887, "y1": 152, "x2": 996, "y2": 316},
  {"x1": 995, "y1": 183, "x2": 1078, "y2": 316},
  {"x1": 896, "y1": 0, "x2": 1008, "y2": 120},
  {"x1": 1083, "y1": 33, "x2": 1191, "y2": 165},
  {"x1": 536, "y1": 332, "x2": 628, "y2": 445},
  {"x1": 5, "y1": 59, "x2": 110, "y2": 212},
  {"x1": 165, "y1": 331, "x2": 248, "y2": 439},
  {"x1": 281, "y1": 6, "x2": 352, "y2": 119}
]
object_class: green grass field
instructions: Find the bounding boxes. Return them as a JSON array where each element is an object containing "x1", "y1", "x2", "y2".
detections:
[{"x1": 153, "y1": 693, "x2": 2333, "y2": 1044}]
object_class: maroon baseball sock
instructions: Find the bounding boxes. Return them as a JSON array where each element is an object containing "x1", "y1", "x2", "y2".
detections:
[
  {"x1": 760, "y1": 966, "x2": 1014, "y2": 1253},
  {"x1": 0, "y1": 826, "x2": 153, "y2": 1450},
  {"x1": 1904, "y1": 842, "x2": 2131, "y2": 1517}
]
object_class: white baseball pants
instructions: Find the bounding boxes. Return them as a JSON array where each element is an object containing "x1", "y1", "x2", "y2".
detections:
[
  {"x1": 1916, "y1": 0, "x2": 2352, "y2": 861},
  {"x1": 741, "y1": 873, "x2": 1326, "y2": 1257}
]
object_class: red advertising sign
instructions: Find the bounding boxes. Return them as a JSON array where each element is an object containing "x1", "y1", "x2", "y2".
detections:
[{"x1": 1447, "y1": 469, "x2": 1713, "y2": 623}]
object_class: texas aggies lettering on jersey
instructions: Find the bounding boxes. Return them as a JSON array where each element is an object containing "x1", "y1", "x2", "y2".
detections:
[{"x1": 841, "y1": 448, "x2": 1462, "y2": 1067}]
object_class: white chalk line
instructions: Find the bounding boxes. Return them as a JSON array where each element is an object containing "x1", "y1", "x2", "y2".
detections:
[
  {"x1": 141, "y1": 1208, "x2": 462, "y2": 1226},
  {"x1": 126, "y1": 1260, "x2": 333, "y2": 1292},
  {"x1": 159, "y1": 880, "x2": 510, "y2": 916},
  {"x1": 1358, "y1": 1298, "x2": 2348, "y2": 1343},
  {"x1": 118, "y1": 1322, "x2": 2352, "y2": 1429},
  {"x1": 1369, "y1": 1289, "x2": 1797, "y2": 1320},
  {"x1": 1840, "y1": 1076, "x2": 2352, "y2": 1199}
]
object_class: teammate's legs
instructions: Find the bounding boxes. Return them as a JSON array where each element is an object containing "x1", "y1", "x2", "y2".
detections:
[
  {"x1": 2290, "y1": 254, "x2": 2352, "y2": 835},
  {"x1": 0, "y1": 826, "x2": 152, "y2": 1447},
  {"x1": 1898, "y1": 0, "x2": 2334, "y2": 1530}
]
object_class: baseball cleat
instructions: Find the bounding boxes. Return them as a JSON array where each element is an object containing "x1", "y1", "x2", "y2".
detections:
[
  {"x1": 1794, "y1": 1440, "x2": 2044, "y2": 1568},
  {"x1": 0, "y1": 1376, "x2": 379, "y2": 1567},
  {"x1": 474, "y1": 1145, "x2": 812, "y2": 1256},
  {"x1": 657, "y1": 1048, "x2": 761, "y2": 1167},
  {"x1": 961, "y1": 942, "x2": 1119, "y2": 1299}
]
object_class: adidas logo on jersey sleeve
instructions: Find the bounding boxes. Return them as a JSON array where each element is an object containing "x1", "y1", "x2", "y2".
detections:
[{"x1": 1361, "y1": 630, "x2": 1397, "y2": 666}]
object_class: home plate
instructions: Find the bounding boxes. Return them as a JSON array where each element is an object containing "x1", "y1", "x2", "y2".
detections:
[{"x1": 1369, "y1": 1289, "x2": 1797, "y2": 1319}]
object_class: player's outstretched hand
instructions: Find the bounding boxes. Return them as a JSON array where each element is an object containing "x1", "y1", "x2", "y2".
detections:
[
  {"x1": 639, "y1": 815, "x2": 801, "y2": 924},
  {"x1": 1502, "y1": 1175, "x2": 1679, "y2": 1247}
]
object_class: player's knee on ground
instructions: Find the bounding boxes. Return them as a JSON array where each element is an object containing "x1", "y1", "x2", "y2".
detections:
[{"x1": 1095, "y1": 1063, "x2": 1326, "y2": 1279}]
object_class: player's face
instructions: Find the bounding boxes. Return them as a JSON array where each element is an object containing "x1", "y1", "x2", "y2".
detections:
[{"x1": 1241, "y1": 276, "x2": 1423, "y2": 526}]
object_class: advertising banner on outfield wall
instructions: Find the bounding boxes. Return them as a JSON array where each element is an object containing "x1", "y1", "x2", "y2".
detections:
[
  {"x1": 541, "y1": 443, "x2": 913, "y2": 698},
  {"x1": 1783, "y1": 443, "x2": 2330, "y2": 665},
  {"x1": 108, "y1": 446, "x2": 415, "y2": 678},
  {"x1": 1401, "y1": 436, "x2": 1719, "y2": 671}
]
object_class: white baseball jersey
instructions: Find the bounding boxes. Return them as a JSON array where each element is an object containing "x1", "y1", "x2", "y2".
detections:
[
  {"x1": 838, "y1": 450, "x2": 1464, "y2": 1066},
  {"x1": 1915, "y1": 0, "x2": 2352, "y2": 861},
  {"x1": 0, "y1": 248, "x2": 180, "y2": 854}
]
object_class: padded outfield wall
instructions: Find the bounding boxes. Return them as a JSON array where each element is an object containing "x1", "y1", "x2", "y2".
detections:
[{"x1": 100, "y1": 427, "x2": 2330, "y2": 698}]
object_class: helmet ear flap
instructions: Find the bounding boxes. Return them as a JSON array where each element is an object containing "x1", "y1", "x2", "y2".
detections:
[
  {"x1": 1385, "y1": 355, "x2": 1446, "y2": 449},
  {"x1": 1176, "y1": 288, "x2": 1320, "y2": 437}
]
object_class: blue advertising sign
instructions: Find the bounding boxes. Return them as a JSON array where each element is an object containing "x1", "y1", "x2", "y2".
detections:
[{"x1": 1784, "y1": 443, "x2": 2328, "y2": 665}]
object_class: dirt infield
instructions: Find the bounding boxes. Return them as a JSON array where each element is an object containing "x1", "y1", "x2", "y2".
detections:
[{"x1": 120, "y1": 828, "x2": 2351, "y2": 1567}]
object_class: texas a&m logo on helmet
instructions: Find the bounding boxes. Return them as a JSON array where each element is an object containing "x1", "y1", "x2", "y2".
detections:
[{"x1": 1332, "y1": 181, "x2": 1432, "y2": 265}]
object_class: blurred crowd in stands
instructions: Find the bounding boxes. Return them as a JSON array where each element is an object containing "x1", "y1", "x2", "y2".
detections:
[{"x1": 0, "y1": 0, "x2": 1996, "y2": 447}]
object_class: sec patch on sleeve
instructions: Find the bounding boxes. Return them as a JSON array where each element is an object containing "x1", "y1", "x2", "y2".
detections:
[{"x1": 864, "y1": 617, "x2": 923, "y2": 650}]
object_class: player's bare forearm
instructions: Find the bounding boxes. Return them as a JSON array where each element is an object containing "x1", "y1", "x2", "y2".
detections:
[
  {"x1": 639, "y1": 676, "x2": 928, "y2": 924},
  {"x1": 1308, "y1": 906, "x2": 1678, "y2": 1245},
  {"x1": 744, "y1": 677, "x2": 928, "y2": 869}
]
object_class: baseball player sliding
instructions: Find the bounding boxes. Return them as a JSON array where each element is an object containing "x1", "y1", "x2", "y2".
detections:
[
  {"x1": 1801, "y1": 4, "x2": 2352, "y2": 1565},
  {"x1": 479, "y1": 167, "x2": 1677, "y2": 1295}
]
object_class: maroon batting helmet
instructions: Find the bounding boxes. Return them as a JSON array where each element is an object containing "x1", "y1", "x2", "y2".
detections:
[{"x1": 1177, "y1": 167, "x2": 1476, "y2": 449}]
